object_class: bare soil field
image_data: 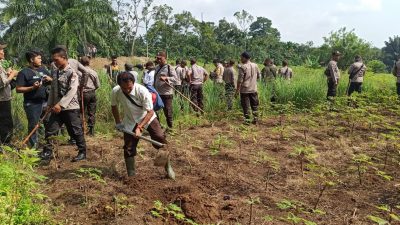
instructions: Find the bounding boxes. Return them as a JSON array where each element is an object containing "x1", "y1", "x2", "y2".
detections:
[{"x1": 37, "y1": 112, "x2": 400, "y2": 225}]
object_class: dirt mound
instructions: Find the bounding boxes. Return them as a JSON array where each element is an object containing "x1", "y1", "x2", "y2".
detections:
[{"x1": 90, "y1": 56, "x2": 150, "y2": 71}]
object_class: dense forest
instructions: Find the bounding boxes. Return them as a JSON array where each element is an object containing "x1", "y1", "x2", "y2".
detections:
[{"x1": 0, "y1": 0, "x2": 400, "y2": 70}]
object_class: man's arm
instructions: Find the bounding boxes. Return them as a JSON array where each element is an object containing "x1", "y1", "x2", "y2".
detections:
[
  {"x1": 94, "y1": 71, "x2": 100, "y2": 89},
  {"x1": 328, "y1": 62, "x2": 336, "y2": 82},
  {"x1": 236, "y1": 67, "x2": 244, "y2": 95},
  {"x1": 203, "y1": 68, "x2": 209, "y2": 82},
  {"x1": 187, "y1": 68, "x2": 193, "y2": 83},
  {"x1": 0, "y1": 69, "x2": 16, "y2": 89},
  {"x1": 137, "y1": 110, "x2": 154, "y2": 131},
  {"x1": 256, "y1": 65, "x2": 261, "y2": 80},
  {"x1": 16, "y1": 84, "x2": 40, "y2": 93},
  {"x1": 392, "y1": 63, "x2": 397, "y2": 76},
  {"x1": 111, "y1": 105, "x2": 121, "y2": 124}
]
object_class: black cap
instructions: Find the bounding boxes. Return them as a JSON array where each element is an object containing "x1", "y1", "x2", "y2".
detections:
[
  {"x1": 332, "y1": 51, "x2": 342, "y2": 56},
  {"x1": 125, "y1": 63, "x2": 134, "y2": 71},
  {"x1": 241, "y1": 52, "x2": 251, "y2": 60}
]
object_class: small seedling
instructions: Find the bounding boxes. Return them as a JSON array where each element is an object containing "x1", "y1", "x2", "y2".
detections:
[
  {"x1": 72, "y1": 168, "x2": 106, "y2": 204},
  {"x1": 209, "y1": 134, "x2": 233, "y2": 156},
  {"x1": 246, "y1": 197, "x2": 261, "y2": 225},
  {"x1": 150, "y1": 200, "x2": 198, "y2": 225},
  {"x1": 289, "y1": 145, "x2": 317, "y2": 177},
  {"x1": 306, "y1": 164, "x2": 338, "y2": 210},
  {"x1": 351, "y1": 153, "x2": 372, "y2": 185},
  {"x1": 252, "y1": 151, "x2": 280, "y2": 191}
]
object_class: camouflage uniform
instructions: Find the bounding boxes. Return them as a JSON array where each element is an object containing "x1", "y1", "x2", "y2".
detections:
[{"x1": 222, "y1": 66, "x2": 236, "y2": 110}]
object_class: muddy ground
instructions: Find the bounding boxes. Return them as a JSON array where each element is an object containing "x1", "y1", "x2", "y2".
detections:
[{"x1": 38, "y1": 114, "x2": 400, "y2": 225}]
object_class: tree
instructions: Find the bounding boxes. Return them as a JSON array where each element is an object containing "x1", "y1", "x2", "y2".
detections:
[
  {"x1": 382, "y1": 36, "x2": 400, "y2": 70},
  {"x1": 322, "y1": 27, "x2": 374, "y2": 69},
  {"x1": 118, "y1": 0, "x2": 142, "y2": 56},
  {"x1": 148, "y1": 4, "x2": 174, "y2": 55},
  {"x1": 0, "y1": 0, "x2": 120, "y2": 58},
  {"x1": 193, "y1": 21, "x2": 219, "y2": 61},
  {"x1": 247, "y1": 17, "x2": 281, "y2": 62},
  {"x1": 215, "y1": 19, "x2": 242, "y2": 59},
  {"x1": 142, "y1": 0, "x2": 154, "y2": 58},
  {"x1": 234, "y1": 10, "x2": 253, "y2": 50}
]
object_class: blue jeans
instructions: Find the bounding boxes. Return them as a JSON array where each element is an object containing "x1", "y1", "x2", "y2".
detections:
[{"x1": 24, "y1": 101, "x2": 45, "y2": 147}]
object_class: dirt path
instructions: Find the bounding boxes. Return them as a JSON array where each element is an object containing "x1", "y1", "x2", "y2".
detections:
[{"x1": 38, "y1": 116, "x2": 400, "y2": 225}]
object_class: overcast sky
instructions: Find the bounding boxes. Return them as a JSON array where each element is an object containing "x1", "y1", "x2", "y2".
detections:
[{"x1": 152, "y1": 0, "x2": 396, "y2": 48}]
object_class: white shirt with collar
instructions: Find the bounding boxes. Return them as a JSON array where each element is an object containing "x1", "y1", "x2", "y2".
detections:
[{"x1": 111, "y1": 82, "x2": 156, "y2": 132}]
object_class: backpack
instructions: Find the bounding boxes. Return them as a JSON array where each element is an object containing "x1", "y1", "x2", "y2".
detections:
[
  {"x1": 349, "y1": 64, "x2": 364, "y2": 80},
  {"x1": 145, "y1": 85, "x2": 164, "y2": 111}
]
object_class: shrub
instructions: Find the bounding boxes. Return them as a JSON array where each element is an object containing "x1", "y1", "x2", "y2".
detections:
[
  {"x1": 367, "y1": 60, "x2": 387, "y2": 73},
  {"x1": 0, "y1": 147, "x2": 53, "y2": 224}
]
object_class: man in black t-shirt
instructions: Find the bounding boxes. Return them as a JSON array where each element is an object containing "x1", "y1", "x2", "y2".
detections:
[{"x1": 16, "y1": 50, "x2": 52, "y2": 148}]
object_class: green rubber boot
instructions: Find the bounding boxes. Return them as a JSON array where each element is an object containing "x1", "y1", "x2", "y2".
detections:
[
  {"x1": 125, "y1": 156, "x2": 136, "y2": 177},
  {"x1": 165, "y1": 159, "x2": 176, "y2": 180}
]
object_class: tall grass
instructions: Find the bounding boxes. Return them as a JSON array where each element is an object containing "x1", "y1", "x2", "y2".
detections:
[{"x1": 10, "y1": 66, "x2": 398, "y2": 137}]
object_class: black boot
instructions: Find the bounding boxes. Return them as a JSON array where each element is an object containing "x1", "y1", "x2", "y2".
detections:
[
  {"x1": 87, "y1": 127, "x2": 94, "y2": 136},
  {"x1": 125, "y1": 156, "x2": 136, "y2": 177},
  {"x1": 39, "y1": 150, "x2": 53, "y2": 161},
  {"x1": 68, "y1": 138, "x2": 76, "y2": 145},
  {"x1": 72, "y1": 151, "x2": 86, "y2": 162}
]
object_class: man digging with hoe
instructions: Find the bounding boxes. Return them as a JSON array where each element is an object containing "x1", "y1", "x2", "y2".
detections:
[{"x1": 111, "y1": 71, "x2": 175, "y2": 180}]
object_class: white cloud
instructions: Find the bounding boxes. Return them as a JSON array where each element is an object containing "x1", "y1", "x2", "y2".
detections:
[
  {"x1": 337, "y1": 0, "x2": 383, "y2": 12},
  {"x1": 360, "y1": 0, "x2": 383, "y2": 11}
]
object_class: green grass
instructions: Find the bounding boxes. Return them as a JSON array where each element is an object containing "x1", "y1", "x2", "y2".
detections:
[
  {"x1": 0, "y1": 147, "x2": 53, "y2": 224},
  {"x1": 10, "y1": 66, "x2": 398, "y2": 138}
]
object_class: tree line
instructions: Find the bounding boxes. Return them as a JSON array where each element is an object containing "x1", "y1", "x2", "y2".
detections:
[{"x1": 0, "y1": 0, "x2": 399, "y2": 71}]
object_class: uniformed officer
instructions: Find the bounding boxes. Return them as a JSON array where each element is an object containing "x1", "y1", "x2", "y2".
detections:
[
  {"x1": 79, "y1": 56, "x2": 100, "y2": 136},
  {"x1": 235, "y1": 52, "x2": 260, "y2": 125},
  {"x1": 153, "y1": 51, "x2": 178, "y2": 130},
  {"x1": 347, "y1": 55, "x2": 366, "y2": 96},
  {"x1": 279, "y1": 60, "x2": 293, "y2": 80},
  {"x1": 392, "y1": 57, "x2": 400, "y2": 97},
  {"x1": 222, "y1": 60, "x2": 236, "y2": 110},
  {"x1": 325, "y1": 51, "x2": 341, "y2": 99},
  {"x1": 261, "y1": 58, "x2": 277, "y2": 82},
  {"x1": 211, "y1": 59, "x2": 224, "y2": 84},
  {"x1": 0, "y1": 44, "x2": 18, "y2": 147},
  {"x1": 39, "y1": 47, "x2": 87, "y2": 162}
]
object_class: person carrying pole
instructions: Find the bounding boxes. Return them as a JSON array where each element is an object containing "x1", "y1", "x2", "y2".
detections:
[
  {"x1": 16, "y1": 49, "x2": 52, "y2": 149},
  {"x1": 39, "y1": 47, "x2": 87, "y2": 162},
  {"x1": 153, "y1": 51, "x2": 178, "y2": 130}
]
